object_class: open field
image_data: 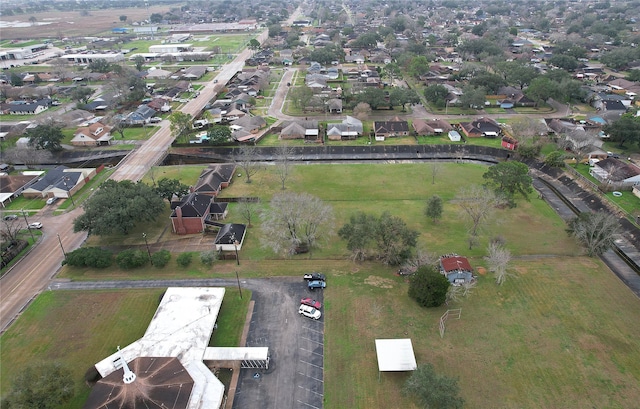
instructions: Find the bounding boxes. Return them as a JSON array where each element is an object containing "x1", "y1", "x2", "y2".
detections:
[
  {"x1": 0, "y1": 288, "x2": 249, "y2": 408},
  {"x1": 0, "y1": 6, "x2": 172, "y2": 40}
]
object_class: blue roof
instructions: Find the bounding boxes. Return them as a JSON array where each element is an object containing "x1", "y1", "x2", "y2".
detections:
[{"x1": 589, "y1": 116, "x2": 606, "y2": 124}]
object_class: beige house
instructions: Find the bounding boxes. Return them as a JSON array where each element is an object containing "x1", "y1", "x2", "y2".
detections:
[{"x1": 71, "y1": 122, "x2": 113, "y2": 146}]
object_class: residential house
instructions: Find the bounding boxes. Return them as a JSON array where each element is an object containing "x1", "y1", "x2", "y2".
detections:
[
  {"x1": 374, "y1": 117, "x2": 409, "y2": 139},
  {"x1": 412, "y1": 119, "x2": 453, "y2": 135},
  {"x1": 326, "y1": 116, "x2": 363, "y2": 141},
  {"x1": 21, "y1": 166, "x2": 94, "y2": 200},
  {"x1": 71, "y1": 122, "x2": 113, "y2": 146},
  {"x1": 181, "y1": 66, "x2": 207, "y2": 80},
  {"x1": 123, "y1": 105, "x2": 157, "y2": 126},
  {"x1": 170, "y1": 192, "x2": 213, "y2": 235},
  {"x1": 1, "y1": 99, "x2": 51, "y2": 115},
  {"x1": 0, "y1": 174, "x2": 39, "y2": 207},
  {"x1": 230, "y1": 115, "x2": 266, "y2": 134},
  {"x1": 192, "y1": 164, "x2": 236, "y2": 196},
  {"x1": 145, "y1": 68, "x2": 173, "y2": 80},
  {"x1": 280, "y1": 120, "x2": 320, "y2": 142},
  {"x1": 147, "y1": 98, "x2": 172, "y2": 113},
  {"x1": 213, "y1": 223, "x2": 246, "y2": 253},
  {"x1": 458, "y1": 117, "x2": 501, "y2": 138},
  {"x1": 589, "y1": 158, "x2": 640, "y2": 187},
  {"x1": 440, "y1": 254, "x2": 474, "y2": 285},
  {"x1": 327, "y1": 98, "x2": 343, "y2": 113}
]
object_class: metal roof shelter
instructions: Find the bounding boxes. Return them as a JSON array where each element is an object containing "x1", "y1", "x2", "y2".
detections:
[{"x1": 375, "y1": 339, "x2": 417, "y2": 380}]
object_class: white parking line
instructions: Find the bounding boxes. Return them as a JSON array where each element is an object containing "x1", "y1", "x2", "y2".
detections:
[
  {"x1": 296, "y1": 400, "x2": 321, "y2": 409},
  {"x1": 298, "y1": 372, "x2": 324, "y2": 383},
  {"x1": 300, "y1": 359, "x2": 323, "y2": 369},
  {"x1": 301, "y1": 336, "x2": 323, "y2": 345},
  {"x1": 302, "y1": 325, "x2": 324, "y2": 334},
  {"x1": 297, "y1": 385, "x2": 324, "y2": 396},
  {"x1": 299, "y1": 347, "x2": 324, "y2": 357}
]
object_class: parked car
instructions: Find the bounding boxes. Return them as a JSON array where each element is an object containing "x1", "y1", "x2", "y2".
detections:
[
  {"x1": 308, "y1": 280, "x2": 326, "y2": 290},
  {"x1": 46, "y1": 197, "x2": 58, "y2": 205},
  {"x1": 28, "y1": 222, "x2": 42, "y2": 229},
  {"x1": 3, "y1": 214, "x2": 18, "y2": 221},
  {"x1": 301, "y1": 298, "x2": 322, "y2": 309},
  {"x1": 149, "y1": 117, "x2": 162, "y2": 123},
  {"x1": 303, "y1": 272, "x2": 326, "y2": 281},
  {"x1": 299, "y1": 304, "x2": 321, "y2": 320}
]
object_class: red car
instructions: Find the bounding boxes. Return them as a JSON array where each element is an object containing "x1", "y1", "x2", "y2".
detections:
[{"x1": 300, "y1": 297, "x2": 322, "y2": 309}]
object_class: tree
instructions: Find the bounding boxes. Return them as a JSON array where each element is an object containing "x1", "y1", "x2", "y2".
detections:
[
  {"x1": 274, "y1": 143, "x2": 295, "y2": 190},
  {"x1": 268, "y1": 24, "x2": 281, "y2": 38},
  {"x1": 133, "y1": 55, "x2": 145, "y2": 71},
  {"x1": 425, "y1": 195, "x2": 443, "y2": 223},
  {"x1": 234, "y1": 144, "x2": 263, "y2": 184},
  {"x1": 237, "y1": 197, "x2": 260, "y2": 228},
  {"x1": 1, "y1": 217, "x2": 23, "y2": 244},
  {"x1": 567, "y1": 211, "x2": 620, "y2": 257},
  {"x1": 119, "y1": 15, "x2": 127, "y2": 22},
  {"x1": 3, "y1": 362, "x2": 74, "y2": 409},
  {"x1": 352, "y1": 102, "x2": 372, "y2": 120},
  {"x1": 407, "y1": 55, "x2": 431, "y2": 78},
  {"x1": 548, "y1": 55, "x2": 579, "y2": 71},
  {"x1": 374, "y1": 211, "x2": 420, "y2": 265},
  {"x1": 460, "y1": 85, "x2": 486, "y2": 109},
  {"x1": 338, "y1": 211, "x2": 378, "y2": 262},
  {"x1": 408, "y1": 265, "x2": 451, "y2": 308},
  {"x1": 248, "y1": 38, "x2": 261, "y2": 51},
  {"x1": 169, "y1": 111, "x2": 192, "y2": 139},
  {"x1": 602, "y1": 113, "x2": 640, "y2": 149},
  {"x1": 384, "y1": 62, "x2": 401, "y2": 84},
  {"x1": 403, "y1": 363, "x2": 464, "y2": 409},
  {"x1": 150, "y1": 13, "x2": 163, "y2": 23},
  {"x1": 424, "y1": 84, "x2": 448, "y2": 108},
  {"x1": 430, "y1": 162, "x2": 442, "y2": 185},
  {"x1": 25, "y1": 124, "x2": 64, "y2": 153},
  {"x1": 73, "y1": 180, "x2": 165, "y2": 236},
  {"x1": 28, "y1": 16, "x2": 37, "y2": 26},
  {"x1": 88, "y1": 58, "x2": 112, "y2": 73},
  {"x1": 355, "y1": 87, "x2": 387, "y2": 110},
  {"x1": 207, "y1": 126, "x2": 232, "y2": 145},
  {"x1": 154, "y1": 178, "x2": 189, "y2": 201},
  {"x1": 70, "y1": 86, "x2": 93, "y2": 105},
  {"x1": 260, "y1": 192, "x2": 335, "y2": 256},
  {"x1": 525, "y1": 77, "x2": 556, "y2": 106},
  {"x1": 389, "y1": 87, "x2": 420, "y2": 111},
  {"x1": 289, "y1": 86, "x2": 314, "y2": 110},
  {"x1": 456, "y1": 185, "x2": 497, "y2": 237},
  {"x1": 485, "y1": 241, "x2": 512, "y2": 285},
  {"x1": 482, "y1": 161, "x2": 533, "y2": 207}
]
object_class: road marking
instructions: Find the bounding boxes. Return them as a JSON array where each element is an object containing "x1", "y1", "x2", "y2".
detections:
[
  {"x1": 297, "y1": 386, "x2": 324, "y2": 396},
  {"x1": 299, "y1": 347, "x2": 324, "y2": 357},
  {"x1": 300, "y1": 359, "x2": 323, "y2": 369},
  {"x1": 300, "y1": 336, "x2": 323, "y2": 345},
  {"x1": 297, "y1": 372, "x2": 324, "y2": 383},
  {"x1": 303, "y1": 325, "x2": 324, "y2": 334},
  {"x1": 296, "y1": 400, "x2": 320, "y2": 409}
]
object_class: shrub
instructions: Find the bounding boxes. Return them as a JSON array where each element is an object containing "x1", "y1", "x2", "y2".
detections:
[
  {"x1": 516, "y1": 144, "x2": 541, "y2": 158},
  {"x1": 151, "y1": 250, "x2": 171, "y2": 268},
  {"x1": 116, "y1": 249, "x2": 148, "y2": 269},
  {"x1": 176, "y1": 252, "x2": 193, "y2": 267},
  {"x1": 63, "y1": 247, "x2": 112, "y2": 268},
  {"x1": 200, "y1": 250, "x2": 217, "y2": 266},
  {"x1": 544, "y1": 150, "x2": 566, "y2": 167},
  {"x1": 408, "y1": 265, "x2": 450, "y2": 307}
]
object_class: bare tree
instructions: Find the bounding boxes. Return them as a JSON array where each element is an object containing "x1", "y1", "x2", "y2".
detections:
[
  {"x1": 237, "y1": 198, "x2": 260, "y2": 228},
  {"x1": 234, "y1": 144, "x2": 263, "y2": 184},
  {"x1": 1, "y1": 218, "x2": 24, "y2": 244},
  {"x1": 399, "y1": 249, "x2": 439, "y2": 275},
  {"x1": 567, "y1": 211, "x2": 620, "y2": 257},
  {"x1": 456, "y1": 185, "x2": 497, "y2": 237},
  {"x1": 485, "y1": 241, "x2": 512, "y2": 285},
  {"x1": 353, "y1": 102, "x2": 372, "y2": 120},
  {"x1": 260, "y1": 192, "x2": 335, "y2": 257},
  {"x1": 561, "y1": 129, "x2": 600, "y2": 161},
  {"x1": 4, "y1": 148, "x2": 50, "y2": 169},
  {"x1": 509, "y1": 116, "x2": 547, "y2": 140},
  {"x1": 430, "y1": 162, "x2": 442, "y2": 185},
  {"x1": 446, "y1": 280, "x2": 477, "y2": 304},
  {"x1": 274, "y1": 143, "x2": 295, "y2": 190}
]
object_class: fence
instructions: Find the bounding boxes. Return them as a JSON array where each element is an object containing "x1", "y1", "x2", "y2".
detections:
[{"x1": 439, "y1": 309, "x2": 462, "y2": 338}]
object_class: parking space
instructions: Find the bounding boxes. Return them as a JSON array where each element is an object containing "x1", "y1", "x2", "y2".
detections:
[{"x1": 233, "y1": 279, "x2": 325, "y2": 409}]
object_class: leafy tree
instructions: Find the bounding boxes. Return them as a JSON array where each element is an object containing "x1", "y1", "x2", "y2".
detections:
[
  {"x1": 169, "y1": 111, "x2": 193, "y2": 139},
  {"x1": 482, "y1": 161, "x2": 533, "y2": 207},
  {"x1": 384, "y1": 62, "x2": 401, "y2": 83},
  {"x1": 389, "y1": 87, "x2": 420, "y2": 111},
  {"x1": 403, "y1": 363, "x2": 464, "y2": 409},
  {"x1": 407, "y1": 55, "x2": 431, "y2": 78},
  {"x1": 355, "y1": 87, "x2": 387, "y2": 110},
  {"x1": 154, "y1": 177, "x2": 189, "y2": 201},
  {"x1": 73, "y1": 180, "x2": 165, "y2": 235},
  {"x1": 261, "y1": 192, "x2": 335, "y2": 257},
  {"x1": 289, "y1": 86, "x2": 314, "y2": 110},
  {"x1": 28, "y1": 16, "x2": 37, "y2": 26},
  {"x1": 63, "y1": 247, "x2": 112, "y2": 268},
  {"x1": 268, "y1": 24, "x2": 281, "y2": 38},
  {"x1": 88, "y1": 58, "x2": 112, "y2": 73},
  {"x1": 70, "y1": 86, "x2": 93, "y2": 104},
  {"x1": 567, "y1": 211, "x2": 620, "y2": 257},
  {"x1": 207, "y1": 125, "x2": 232, "y2": 145},
  {"x1": 544, "y1": 151, "x2": 567, "y2": 167},
  {"x1": 25, "y1": 124, "x2": 64, "y2": 152},
  {"x1": 459, "y1": 85, "x2": 486, "y2": 109},
  {"x1": 176, "y1": 252, "x2": 193, "y2": 267},
  {"x1": 9, "y1": 72, "x2": 23, "y2": 86},
  {"x1": 338, "y1": 211, "x2": 378, "y2": 262},
  {"x1": 351, "y1": 32, "x2": 381, "y2": 48},
  {"x1": 248, "y1": 38, "x2": 261, "y2": 51},
  {"x1": 626, "y1": 69, "x2": 640, "y2": 82},
  {"x1": 525, "y1": 77, "x2": 556, "y2": 106},
  {"x1": 150, "y1": 13, "x2": 163, "y2": 23},
  {"x1": 408, "y1": 265, "x2": 451, "y2": 308},
  {"x1": 602, "y1": 113, "x2": 640, "y2": 149},
  {"x1": 424, "y1": 84, "x2": 448, "y2": 108},
  {"x1": 116, "y1": 249, "x2": 148, "y2": 269},
  {"x1": 151, "y1": 250, "x2": 171, "y2": 268},
  {"x1": 119, "y1": 15, "x2": 127, "y2": 22},
  {"x1": 2, "y1": 362, "x2": 74, "y2": 409},
  {"x1": 234, "y1": 144, "x2": 263, "y2": 184},
  {"x1": 548, "y1": 55, "x2": 579, "y2": 71},
  {"x1": 200, "y1": 250, "x2": 217, "y2": 266},
  {"x1": 425, "y1": 195, "x2": 443, "y2": 223},
  {"x1": 469, "y1": 72, "x2": 506, "y2": 94},
  {"x1": 374, "y1": 211, "x2": 419, "y2": 266},
  {"x1": 133, "y1": 55, "x2": 145, "y2": 71}
]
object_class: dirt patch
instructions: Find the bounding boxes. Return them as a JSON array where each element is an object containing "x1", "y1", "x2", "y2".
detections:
[{"x1": 363, "y1": 275, "x2": 394, "y2": 288}]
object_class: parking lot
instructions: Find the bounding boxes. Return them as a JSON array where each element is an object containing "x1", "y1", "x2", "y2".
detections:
[{"x1": 233, "y1": 278, "x2": 325, "y2": 409}]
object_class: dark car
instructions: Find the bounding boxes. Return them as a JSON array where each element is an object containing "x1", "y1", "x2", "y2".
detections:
[
  {"x1": 301, "y1": 297, "x2": 322, "y2": 309},
  {"x1": 308, "y1": 280, "x2": 326, "y2": 290},
  {"x1": 3, "y1": 214, "x2": 18, "y2": 221},
  {"x1": 303, "y1": 272, "x2": 326, "y2": 281}
]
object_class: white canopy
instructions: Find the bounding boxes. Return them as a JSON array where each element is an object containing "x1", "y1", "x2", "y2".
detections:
[{"x1": 375, "y1": 339, "x2": 417, "y2": 372}]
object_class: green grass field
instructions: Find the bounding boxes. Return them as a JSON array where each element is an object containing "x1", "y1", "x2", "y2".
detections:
[{"x1": 4, "y1": 162, "x2": 640, "y2": 408}]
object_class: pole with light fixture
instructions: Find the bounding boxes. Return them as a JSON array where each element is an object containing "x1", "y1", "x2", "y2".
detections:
[{"x1": 142, "y1": 233, "x2": 153, "y2": 265}]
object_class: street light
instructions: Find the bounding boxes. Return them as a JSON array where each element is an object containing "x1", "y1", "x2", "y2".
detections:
[
  {"x1": 230, "y1": 232, "x2": 240, "y2": 266},
  {"x1": 63, "y1": 177, "x2": 76, "y2": 207},
  {"x1": 235, "y1": 270, "x2": 243, "y2": 299},
  {"x1": 57, "y1": 233, "x2": 67, "y2": 258},
  {"x1": 142, "y1": 233, "x2": 153, "y2": 265},
  {"x1": 21, "y1": 209, "x2": 35, "y2": 243}
]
